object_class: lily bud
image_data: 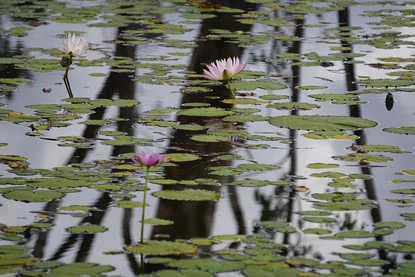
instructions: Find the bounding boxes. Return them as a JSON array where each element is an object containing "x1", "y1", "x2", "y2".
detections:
[{"x1": 222, "y1": 69, "x2": 232, "y2": 81}]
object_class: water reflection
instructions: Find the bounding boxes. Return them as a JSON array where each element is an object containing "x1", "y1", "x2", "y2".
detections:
[{"x1": 151, "y1": 0, "x2": 257, "y2": 243}]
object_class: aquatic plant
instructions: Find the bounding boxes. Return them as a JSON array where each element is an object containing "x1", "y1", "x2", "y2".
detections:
[
  {"x1": 59, "y1": 33, "x2": 89, "y2": 79},
  {"x1": 203, "y1": 57, "x2": 246, "y2": 98},
  {"x1": 132, "y1": 152, "x2": 164, "y2": 243}
]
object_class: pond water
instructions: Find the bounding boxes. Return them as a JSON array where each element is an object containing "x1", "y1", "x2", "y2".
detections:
[{"x1": 0, "y1": 0, "x2": 415, "y2": 276}]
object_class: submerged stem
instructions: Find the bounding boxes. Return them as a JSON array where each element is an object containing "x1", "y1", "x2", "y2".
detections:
[
  {"x1": 227, "y1": 80, "x2": 236, "y2": 99},
  {"x1": 140, "y1": 167, "x2": 150, "y2": 244}
]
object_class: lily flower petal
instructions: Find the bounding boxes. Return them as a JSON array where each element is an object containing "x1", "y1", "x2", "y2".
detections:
[{"x1": 203, "y1": 57, "x2": 246, "y2": 81}]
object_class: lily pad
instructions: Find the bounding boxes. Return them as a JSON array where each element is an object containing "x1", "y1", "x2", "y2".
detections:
[
  {"x1": 66, "y1": 224, "x2": 107, "y2": 234},
  {"x1": 178, "y1": 107, "x2": 234, "y2": 117},
  {"x1": 125, "y1": 240, "x2": 197, "y2": 255},
  {"x1": 269, "y1": 115, "x2": 377, "y2": 131},
  {"x1": 3, "y1": 190, "x2": 64, "y2": 203},
  {"x1": 153, "y1": 189, "x2": 220, "y2": 201}
]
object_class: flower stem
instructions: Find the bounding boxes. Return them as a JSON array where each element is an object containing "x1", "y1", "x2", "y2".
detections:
[
  {"x1": 63, "y1": 54, "x2": 73, "y2": 79},
  {"x1": 227, "y1": 80, "x2": 236, "y2": 99},
  {"x1": 140, "y1": 166, "x2": 150, "y2": 244}
]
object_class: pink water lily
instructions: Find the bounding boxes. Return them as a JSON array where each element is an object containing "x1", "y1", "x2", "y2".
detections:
[
  {"x1": 132, "y1": 152, "x2": 164, "y2": 167},
  {"x1": 59, "y1": 33, "x2": 88, "y2": 57},
  {"x1": 203, "y1": 57, "x2": 246, "y2": 81}
]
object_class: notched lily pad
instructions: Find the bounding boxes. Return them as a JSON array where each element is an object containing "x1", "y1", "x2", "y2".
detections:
[{"x1": 66, "y1": 224, "x2": 108, "y2": 234}]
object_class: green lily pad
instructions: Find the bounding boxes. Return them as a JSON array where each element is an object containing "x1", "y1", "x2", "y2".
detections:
[
  {"x1": 333, "y1": 153, "x2": 393, "y2": 162},
  {"x1": 269, "y1": 115, "x2": 377, "y2": 131},
  {"x1": 304, "y1": 130, "x2": 358, "y2": 140},
  {"x1": 313, "y1": 200, "x2": 375, "y2": 211},
  {"x1": 374, "y1": 221, "x2": 405, "y2": 229},
  {"x1": 256, "y1": 222, "x2": 296, "y2": 233},
  {"x1": 51, "y1": 263, "x2": 114, "y2": 276},
  {"x1": 303, "y1": 216, "x2": 337, "y2": 223},
  {"x1": 383, "y1": 126, "x2": 415, "y2": 135},
  {"x1": 66, "y1": 225, "x2": 107, "y2": 234},
  {"x1": 178, "y1": 107, "x2": 234, "y2": 117},
  {"x1": 153, "y1": 189, "x2": 220, "y2": 201},
  {"x1": 267, "y1": 102, "x2": 320, "y2": 110},
  {"x1": 115, "y1": 201, "x2": 145, "y2": 208},
  {"x1": 125, "y1": 240, "x2": 197, "y2": 255},
  {"x1": 303, "y1": 228, "x2": 331, "y2": 235},
  {"x1": 164, "y1": 153, "x2": 200, "y2": 162},
  {"x1": 168, "y1": 258, "x2": 245, "y2": 273},
  {"x1": 142, "y1": 218, "x2": 173, "y2": 225},
  {"x1": 3, "y1": 190, "x2": 64, "y2": 202}
]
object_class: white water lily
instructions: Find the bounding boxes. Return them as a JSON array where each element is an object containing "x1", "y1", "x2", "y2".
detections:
[{"x1": 59, "y1": 33, "x2": 88, "y2": 57}]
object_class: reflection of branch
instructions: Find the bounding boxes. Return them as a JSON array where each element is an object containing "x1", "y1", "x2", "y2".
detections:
[
  {"x1": 283, "y1": 17, "x2": 304, "y2": 245},
  {"x1": 227, "y1": 185, "x2": 246, "y2": 235},
  {"x1": 48, "y1": 193, "x2": 111, "y2": 261},
  {"x1": 30, "y1": 200, "x2": 62, "y2": 259},
  {"x1": 151, "y1": 0, "x2": 258, "y2": 242},
  {"x1": 338, "y1": 8, "x2": 390, "y2": 267}
]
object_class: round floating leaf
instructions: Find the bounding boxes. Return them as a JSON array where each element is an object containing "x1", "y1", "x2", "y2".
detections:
[
  {"x1": 164, "y1": 153, "x2": 200, "y2": 162},
  {"x1": 51, "y1": 263, "x2": 114, "y2": 276},
  {"x1": 357, "y1": 144, "x2": 407, "y2": 153},
  {"x1": 307, "y1": 163, "x2": 339, "y2": 169},
  {"x1": 142, "y1": 218, "x2": 173, "y2": 225},
  {"x1": 125, "y1": 240, "x2": 197, "y2": 255},
  {"x1": 153, "y1": 189, "x2": 220, "y2": 201},
  {"x1": 304, "y1": 130, "x2": 358, "y2": 140},
  {"x1": 115, "y1": 201, "x2": 145, "y2": 208},
  {"x1": 267, "y1": 102, "x2": 320, "y2": 110},
  {"x1": 168, "y1": 258, "x2": 245, "y2": 274},
  {"x1": 311, "y1": 171, "x2": 347, "y2": 178},
  {"x1": 4, "y1": 190, "x2": 64, "y2": 203},
  {"x1": 66, "y1": 224, "x2": 107, "y2": 234},
  {"x1": 309, "y1": 93, "x2": 358, "y2": 102},
  {"x1": 0, "y1": 78, "x2": 31, "y2": 85},
  {"x1": 223, "y1": 114, "x2": 270, "y2": 122},
  {"x1": 222, "y1": 98, "x2": 269, "y2": 105},
  {"x1": 333, "y1": 153, "x2": 393, "y2": 163},
  {"x1": 366, "y1": 241, "x2": 396, "y2": 250},
  {"x1": 178, "y1": 107, "x2": 234, "y2": 117},
  {"x1": 191, "y1": 134, "x2": 229, "y2": 142},
  {"x1": 27, "y1": 178, "x2": 87, "y2": 189},
  {"x1": 392, "y1": 189, "x2": 415, "y2": 195},
  {"x1": 60, "y1": 205, "x2": 92, "y2": 211},
  {"x1": 335, "y1": 230, "x2": 375, "y2": 239},
  {"x1": 257, "y1": 222, "x2": 296, "y2": 233},
  {"x1": 303, "y1": 228, "x2": 331, "y2": 235},
  {"x1": 313, "y1": 200, "x2": 375, "y2": 211},
  {"x1": 296, "y1": 211, "x2": 331, "y2": 216},
  {"x1": 303, "y1": 216, "x2": 337, "y2": 223},
  {"x1": 269, "y1": 115, "x2": 377, "y2": 131},
  {"x1": 374, "y1": 221, "x2": 405, "y2": 229},
  {"x1": 383, "y1": 126, "x2": 415, "y2": 135}
]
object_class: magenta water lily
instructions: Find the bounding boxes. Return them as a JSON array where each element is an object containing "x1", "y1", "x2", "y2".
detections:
[
  {"x1": 203, "y1": 57, "x2": 246, "y2": 81},
  {"x1": 131, "y1": 151, "x2": 164, "y2": 244},
  {"x1": 203, "y1": 57, "x2": 246, "y2": 98},
  {"x1": 132, "y1": 152, "x2": 164, "y2": 167}
]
